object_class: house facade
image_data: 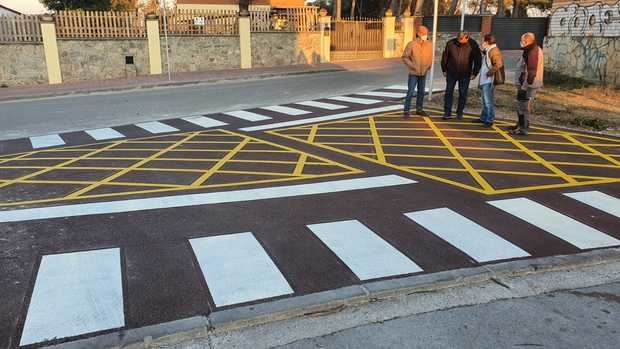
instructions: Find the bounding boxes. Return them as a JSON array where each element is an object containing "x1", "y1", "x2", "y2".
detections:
[{"x1": 176, "y1": 0, "x2": 306, "y2": 11}]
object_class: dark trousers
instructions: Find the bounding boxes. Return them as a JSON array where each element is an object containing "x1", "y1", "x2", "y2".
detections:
[
  {"x1": 404, "y1": 74, "x2": 427, "y2": 113},
  {"x1": 444, "y1": 74, "x2": 470, "y2": 117}
]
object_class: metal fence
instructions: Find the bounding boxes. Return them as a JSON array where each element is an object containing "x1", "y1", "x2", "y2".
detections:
[
  {"x1": 250, "y1": 7, "x2": 319, "y2": 32},
  {"x1": 422, "y1": 16, "x2": 482, "y2": 33},
  {"x1": 331, "y1": 18, "x2": 383, "y2": 61},
  {"x1": 0, "y1": 15, "x2": 42, "y2": 43}
]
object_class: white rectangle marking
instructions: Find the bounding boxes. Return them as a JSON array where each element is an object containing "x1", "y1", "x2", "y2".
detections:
[
  {"x1": 295, "y1": 101, "x2": 347, "y2": 110},
  {"x1": 85, "y1": 128, "x2": 125, "y2": 141},
  {"x1": 29, "y1": 134, "x2": 65, "y2": 149},
  {"x1": 135, "y1": 121, "x2": 179, "y2": 134},
  {"x1": 307, "y1": 220, "x2": 422, "y2": 280},
  {"x1": 240, "y1": 104, "x2": 402, "y2": 132},
  {"x1": 564, "y1": 191, "x2": 620, "y2": 218},
  {"x1": 488, "y1": 198, "x2": 620, "y2": 249},
  {"x1": 182, "y1": 116, "x2": 227, "y2": 129},
  {"x1": 190, "y1": 232, "x2": 293, "y2": 306},
  {"x1": 224, "y1": 110, "x2": 272, "y2": 122},
  {"x1": 0, "y1": 175, "x2": 415, "y2": 223},
  {"x1": 384, "y1": 85, "x2": 409, "y2": 90},
  {"x1": 405, "y1": 208, "x2": 530, "y2": 263},
  {"x1": 326, "y1": 96, "x2": 382, "y2": 105},
  {"x1": 357, "y1": 91, "x2": 407, "y2": 99},
  {"x1": 261, "y1": 105, "x2": 312, "y2": 116},
  {"x1": 20, "y1": 248, "x2": 124, "y2": 346}
]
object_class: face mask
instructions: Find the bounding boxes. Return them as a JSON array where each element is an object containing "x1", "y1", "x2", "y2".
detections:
[
  {"x1": 520, "y1": 41, "x2": 526, "y2": 48},
  {"x1": 420, "y1": 35, "x2": 428, "y2": 41}
]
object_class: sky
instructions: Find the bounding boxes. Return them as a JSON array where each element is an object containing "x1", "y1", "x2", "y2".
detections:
[{"x1": 1, "y1": 0, "x2": 47, "y2": 14}]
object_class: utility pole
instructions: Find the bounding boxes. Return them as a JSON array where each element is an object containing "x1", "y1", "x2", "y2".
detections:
[{"x1": 335, "y1": 0, "x2": 342, "y2": 19}]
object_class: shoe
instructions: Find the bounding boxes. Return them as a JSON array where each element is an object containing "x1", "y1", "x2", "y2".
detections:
[
  {"x1": 509, "y1": 128, "x2": 528, "y2": 136},
  {"x1": 509, "y1": 124, "x2": 519, "y2": 130},
  {"x1": 471, "y1": 119, "x2": 485, "y2": 123},
  {"x1": 416, "y1": 110, "x2": 429, "y2": 117},
  {"x1": 456, "y1": 114, "x2": 464, "y2": 120},
  {"x1": 483, "y1": 122, "x2": 494, "y2": 127},
  {"x1": 442, "y1": 115, "x2": 453, "y2": 120},
  {"x1": 403, "y1": 111, "x2": 412, "y2": 118}
]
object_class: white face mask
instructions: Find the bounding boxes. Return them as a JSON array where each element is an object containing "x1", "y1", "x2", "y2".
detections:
[
  {"x1": 419, "y1": 35, "x2": 428, "y2": 41},
  {"x1": 520, "y1": 41, "x2": 526, "y2": 48}
]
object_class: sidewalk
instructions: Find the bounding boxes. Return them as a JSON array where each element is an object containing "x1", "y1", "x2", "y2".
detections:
[{"x1": 0, "y1": 58, "x2": 405, "y2": 102}]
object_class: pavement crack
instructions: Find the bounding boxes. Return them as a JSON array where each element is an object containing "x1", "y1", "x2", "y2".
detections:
[
  {"x1": 490, "y1": 277, "x2": 512, "y2": 289},
  {"x1": 567, "y1": 291, "x2": 620, "y2": 304}
]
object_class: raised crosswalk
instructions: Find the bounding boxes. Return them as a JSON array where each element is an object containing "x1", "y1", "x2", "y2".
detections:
[
  {"x1": 261, "y1": 105, "x2": 312, "y2": 116},
  {"x1": 16, "y1": 191, "x2": 620, "y2": 346},
  {"x1": 29, "y1": 134, "x2": 65, "y2": 149},
  {"x1": 295, "y1": 100, "x2": 348, "y2": 110},
  {"x1": 356, "y1": 91, "x2": 407, "y2": 99},
  {"x1": 223, "y1": 110, "x2": 272, "y2": 121},
  {"x1": 326, "y1": 96, "x2": 382, "y2": 105},
  {"x1": 181, "y1": 116, "x2": 227, "y2": 129},
  {"x1": 85, "y1": 127, "x2": 125, "y2": 141},
  {"x1": 564, "y1": 191, "x2": 620, "y2": 218},
  {"x1": 488, "y1": 198, "x2": 620, "y2": 249},
  {"x1": 135, "y1": 121, "x2": 179, "y2": 134}
]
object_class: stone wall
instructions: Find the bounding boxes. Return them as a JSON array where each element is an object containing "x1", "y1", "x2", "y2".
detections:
[
  {"x1": 395, "y1": 32, "x2": 405, "y2": 56},
  {"x1": 57, "y1": 39, "x2": 149, "y2": 82},
  {"x1": 544, "y1": 36, "x2": 620, "y2": 87},
  {"x1": 162, "y1": 35, "x2": 240, "y2": 73},
  {"x1": 0, "y1": 43, "x2": 47, "y2": 87},
  {"x1": 251, "y1": 32, "x2": 320, "y2": 67}
]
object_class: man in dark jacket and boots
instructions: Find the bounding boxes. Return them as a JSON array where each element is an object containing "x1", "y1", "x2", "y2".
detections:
[
  {"x1": 441, "y1": 32, "x2": 482, "y2": 120},
  {"x1": 511, "y1": 32, "x2": 544, "y2": 136}
]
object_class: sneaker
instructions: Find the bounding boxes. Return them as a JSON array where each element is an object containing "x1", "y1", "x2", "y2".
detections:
[
  {"x1": 509, "y1": 124, "x2": 520, "y2": 130},
  {"x1": 403, "y1": 111, "x2": 412, "y2": 118},
  {"x1": 471, "y1": 119, "x2": 485, "y2": 123},
  {"x1": 483, "y1": 122, "x2": 494, "y2": 127},
  {"x1": 442, "y1": 115, "x2": 453, "y2": 120},
  {"x1": 510, "y1": 128, "x2": 528, "y2": 136},
  {"x1": 416, "y1": 110, "x2": 429, "y2": 117},
  {"x1": 456, "y1": 114, "x2": 464, "y2": 120}
]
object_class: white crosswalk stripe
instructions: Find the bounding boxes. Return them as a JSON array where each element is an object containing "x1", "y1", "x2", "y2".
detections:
[
  {"x1": 326, "y1": 96, "x2": 382, "y2": 105},
  {"x1": 224, "y1": 110, "x2": 272, "y2": 122},
  {"x1": 29, "y1": 134, "x2": 65, "y2": 149},
  {"x1": 384, "y1": 85, "x2": 409, "y2": 90},
  {"x1": 20, "y1": 248, "x2": 124, "y2": 346},
  {"x1": 181, "y1": 116, "x2": 227, "y2": 129},
  {"x1": 85, "y1": 128, "x2": 125, "y2": 141},
  {"x1": 190, "y1": 232, "x2": 293, "y2": 307},
  {"x1": 295, "y1": 100, "x2": 348, "y2": 110},
  {"x1": 488, "y1": 198, "x2": 620, "y2": 249},
  {"x1": 261, "y1": 105, "x2": 312, "y2": 116},
  {"x1": 564, "y1": 191, "x2": 620, "y2": 218},
  {"x1": 135, "y1": 121, "x2": 179, "y2": 134},
  {"x1": 405, "y1": 208, "x2": 530, "y2": 263},
  {"x1": 307, "y1": 220, "x2": 422, "y2": 280},
  {"x1": 357, "y1": 91, "x2": 407, "y2": 98}
]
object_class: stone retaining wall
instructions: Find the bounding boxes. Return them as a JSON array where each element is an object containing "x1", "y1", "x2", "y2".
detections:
[
  {"x1": 0, "y1": 43, "x2": 47, "y2": 87},
  {"x1": 251, "y1": 32, "x2": 321, "y2": 67},
  {"x1": 162, "y1": 35, "x2": 240, "y2": 73},
  {"x1": 544, "y1": 36, "x2": 620, "y2": 87},
  {"x1": 57, "y1": 39, "x2": 150, "y2": 82}
]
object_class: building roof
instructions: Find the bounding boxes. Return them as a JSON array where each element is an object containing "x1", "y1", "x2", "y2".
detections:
[{"x1": 0, "y1": 3, "x2": 22, "y2": 15}]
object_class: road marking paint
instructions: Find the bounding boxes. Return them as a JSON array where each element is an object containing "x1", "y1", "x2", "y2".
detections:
[
  {"x1": 190, "y1": 232, "x2": 293, "y2": 306},
  {"x1": 326, "y1": 96, "x2": 382, "y2": 105},
  {"x1": 85, "y1": 128, "x2": 125, "y2": 141},
  {"x1": 135, "y1": 121, "x2": 179, "y2": 134},
  {"x1": 295, "y1": 100, "x2": 348, "y2": 110},
  {"x1": 29, "y1": 134, "x2": 65, "y2": 149},
  {"x1": 241, "y1": 105, "x2": 402, "y2": 132},
  {"x1": 0, "y1": 175, "x2": 415, "y2": 222},
  {"x1": 357, "y1": 91, "x2": 407, "y2": 98},
  {"x1": 224, "y1": 110, "x2": 272, "y2": 122},
  {"x1": 405, "y1": 208, "x2": 530, "y2": 262},
  {"x1": 261, "y1": 105, "x2": 312, "y2": 116},
  {"x1": 488, "y1": 198, "x2": 620, "y2": 249},
  {"x1": 182, "y1": 116, "x2": 228, "y2": 129},
  {"x1": 19, "y1": 248, "x2": 124, "y2": 346},
  {"x1": 307, "y1": 220, "x2": 422, "y2": 280},
  {"x1": 384, "y1": 85, "x2": 409, "y2": 90},
  {"x1": 564, "y1": 191, "x2": 620, "y2": 218}
]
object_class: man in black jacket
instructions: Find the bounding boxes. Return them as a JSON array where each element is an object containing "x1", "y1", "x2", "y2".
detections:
[{"x1": 441, "y1": 32, "x2": 482, "y2": 120}]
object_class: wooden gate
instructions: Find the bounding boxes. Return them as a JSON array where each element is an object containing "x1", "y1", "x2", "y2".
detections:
[{"x1": 330, "y1": 19, "x2": 383, "y2": 61}]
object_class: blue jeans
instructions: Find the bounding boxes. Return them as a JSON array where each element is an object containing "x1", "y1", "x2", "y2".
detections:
[
  {"x1": 444, "y1": 74, "x2": 470, "y2": 117},
  {"x1": 480, "y1": 83, "x2": 496, "y2": 123},
  {"x1": 404, "y1": 74, "x2": 426, "y2": 113}
]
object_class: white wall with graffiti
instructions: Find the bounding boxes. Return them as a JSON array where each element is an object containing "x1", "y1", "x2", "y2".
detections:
[{"x1": 544, "y1": 1, "x2": 620, "y2": 86}]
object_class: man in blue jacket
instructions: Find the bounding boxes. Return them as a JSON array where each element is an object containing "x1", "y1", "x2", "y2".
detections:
[{"x1": 441, "y1": 32, "x2": 482, "y2": 120}]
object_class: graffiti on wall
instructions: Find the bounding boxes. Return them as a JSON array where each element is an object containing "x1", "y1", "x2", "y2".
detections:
[{"x1": 549, "y1": 1, "x2": 620, "y2": 37}]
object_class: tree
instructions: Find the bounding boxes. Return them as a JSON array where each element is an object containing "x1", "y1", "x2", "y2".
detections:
[
  {"x1": 139, "y1": 0, "x2": 159, "y2": 13},
  {"x1": 40, "y1": 0, "x2": 112, "y2": 11},
  {"x1": 111, "y1": 0, "x2": 138, "y2": 11}
]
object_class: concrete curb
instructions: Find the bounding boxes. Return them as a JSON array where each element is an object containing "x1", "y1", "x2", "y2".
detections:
[
  {"x1": 43, "y1": 247, "x2": 620, "y2": 349},
  {"x1": 0, "y1": 68, "x2": 345, "y2": 103}
]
